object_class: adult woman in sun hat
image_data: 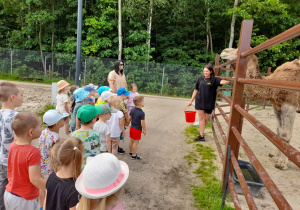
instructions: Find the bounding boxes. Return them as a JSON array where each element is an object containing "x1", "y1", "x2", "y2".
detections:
[
  {"x1": 188, "y1": 64, "x2": 230, "y2": 142},
  {"x1": 108, "y1": 60, "x2": 127, "y2": 94},
  {"x1": 76, "y1": 153, "x2": 129, "y2": 210}
]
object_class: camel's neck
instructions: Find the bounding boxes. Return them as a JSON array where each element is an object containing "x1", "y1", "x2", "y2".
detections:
[{"x1": 246, "y1": 55, "x2": 261, "y2": 79}]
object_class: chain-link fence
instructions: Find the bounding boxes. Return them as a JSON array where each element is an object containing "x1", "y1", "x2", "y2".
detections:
[{"x1": 0, "y1": 48, "x2": 208, "y2": 97}]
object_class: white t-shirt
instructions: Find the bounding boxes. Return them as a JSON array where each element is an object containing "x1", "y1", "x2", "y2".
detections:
[
  {"x1": 0, "y1": 109, "x2": 18, "y2": 166},
  {"x1": 93, "y1": 121, "x2": 110, "y2": 152},
  {"x1": 56, "y1": 93, "x2": 69, "y2": 113},
  {"x1": 107, "y1": 111, "x2": 124, "y2": 138}
]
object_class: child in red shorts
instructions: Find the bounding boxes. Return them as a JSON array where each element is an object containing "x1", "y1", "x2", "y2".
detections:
[{"x1": 129, "y1": 96, "x2": 146, "y2": 160}]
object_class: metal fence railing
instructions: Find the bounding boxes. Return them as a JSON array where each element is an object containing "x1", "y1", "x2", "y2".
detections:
[{"x1": 212, "y1": 20, "x2": 300, "y2": 209}]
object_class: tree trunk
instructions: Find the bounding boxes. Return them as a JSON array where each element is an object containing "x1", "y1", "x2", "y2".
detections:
[
  {"x1": 51, "y1": 0, "x2": 55, "y2": 73},
  {"x1": 146, "y1": 0, "x2": 153, "y2": 62},
  {"x1": 206, "y1": 2, "x2": 213, "y2": 55},
  {"x1": 209, "y1": 23, "x2": 213, "y2": 54},
  {"x1": 227, "y1": 0, "x2": 239, "y2": 76},
  {"x1": 118, "y1": 0, "x2": 122, "y2": 60},
  {"x1": 228, "y1": 0, "x2": 238, "y2": 48},
  {"x1": 39, "y1": 23, "x2": 46, "y2": 76}
]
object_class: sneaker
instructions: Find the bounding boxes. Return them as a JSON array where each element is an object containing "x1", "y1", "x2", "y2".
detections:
[
  {"x1": 132, "y1": 154, "x2": 142, "y2": 160},
  {"x1": 118, "y1": 150, "x2": 125, "y2": 155},
  {"x1": 195, "y1": 135, "x2": 205, "y2": 142},
  {"x1": 128, "y1": 152, "x2": 132, "y2": 156},
  {"x1": 194, "y1": 135, "x2": 201, "y2": 141}
]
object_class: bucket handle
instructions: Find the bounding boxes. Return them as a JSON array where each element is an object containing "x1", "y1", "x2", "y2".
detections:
[{"x1": 184, "y1": 104, "x2": 195, "y2": 111}]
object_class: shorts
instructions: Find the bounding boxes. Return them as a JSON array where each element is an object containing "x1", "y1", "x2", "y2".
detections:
[
  {"x1": 202, "y1": 109, "x2": 213, "y2": 114},
  {"x1": 130, "y1": 127, "x2": 142, "y2": 140},
  {"x1": 4, "y1": 192, "x2": 39, "y2": 210}
]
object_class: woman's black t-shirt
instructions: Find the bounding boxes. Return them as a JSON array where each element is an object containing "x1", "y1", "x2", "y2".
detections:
[
  {"x1": 194, "y1": 76, "x2": 222, "y2": 110},
  {"x1": 45, "y1": 172, "x2": 79, "y2": 210}
]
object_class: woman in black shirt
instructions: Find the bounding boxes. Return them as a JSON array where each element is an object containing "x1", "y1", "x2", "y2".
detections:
[{"x1": 188, "y1": 64, "x2": 230, "y2": 141}]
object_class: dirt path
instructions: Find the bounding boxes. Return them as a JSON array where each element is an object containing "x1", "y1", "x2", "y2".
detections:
[{"x1": 117, "y1": 95, "x2": 196, "y2": 210}]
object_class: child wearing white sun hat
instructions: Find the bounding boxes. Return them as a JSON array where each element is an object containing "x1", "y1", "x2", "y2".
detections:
[{"x1": 76, "y1": 153, "x2": 129, "y2": 210}]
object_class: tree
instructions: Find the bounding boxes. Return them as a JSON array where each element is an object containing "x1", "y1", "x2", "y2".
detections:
[
  {"x1": 228, "y1": 0, "x2": 238, "y2": 48},
  {"x1": 118, "y1": 0, "x2": 122, "y2": 60}
]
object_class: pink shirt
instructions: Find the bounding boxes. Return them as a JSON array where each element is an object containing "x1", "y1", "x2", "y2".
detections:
[
  {"x1": 106, "y1": 201, "x2": 126, "y2": 210},
  {"x1": 127, "y1": 92, "x2": 139, "y2": 107}
]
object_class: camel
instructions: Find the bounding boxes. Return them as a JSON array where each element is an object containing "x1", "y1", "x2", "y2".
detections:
[{"x1": 220, "y1": 48, "x2": 300, "y2": 170}]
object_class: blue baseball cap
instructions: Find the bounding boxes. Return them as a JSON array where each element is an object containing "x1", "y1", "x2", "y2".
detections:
[
  {"x1": 116, "y1": 87, "x2": 131, "y2": 96},
  {"x1": 98, "y1": 86, "x2": 110, "y2": 95},
  {"x1": 84, "y1": 84, "x2": 98, "y2": 92},
  {"x1": 74, "y1": 88, "x2": 89, "y2": 102}
]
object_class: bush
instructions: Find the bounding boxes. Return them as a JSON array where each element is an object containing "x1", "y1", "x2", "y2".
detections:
[
  {"x1": 36, "y1": 102, "x2": 56, "y2": 117},
  {"x1": 14, "y1": 65, "x2": 43, "y2": 78}
]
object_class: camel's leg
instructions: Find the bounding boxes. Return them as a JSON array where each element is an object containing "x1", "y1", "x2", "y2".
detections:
[{"x1": 272, "y1": 103, "x2": 296, "y2": 170}]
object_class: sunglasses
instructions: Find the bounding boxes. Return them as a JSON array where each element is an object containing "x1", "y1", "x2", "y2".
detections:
[{"x1": 120, "y1": 64, "x2": 124, "y2": 66}]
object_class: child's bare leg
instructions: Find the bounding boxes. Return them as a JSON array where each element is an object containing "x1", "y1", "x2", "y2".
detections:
[
  {"x1": 111, "y1": 137, "x2": 120, "y2": 155},
  {"x1": 39, "y1": 174, "x2": 48, "y2": 208},
  {"x1": 132, "y1": 140, "x2": 140, "y2": 156},
  {"x1": 129, "y1": 139, "x2": 134, "y2": 153},
  {"x1": 39, "y1": 188, "x2": 45, "y2": 208},
  {"x1": 107, "y1": 139, "x2": 112, "y2": 153},
  {"x1": 64, "y1": 118, "x2": 70, "y2": 135}
]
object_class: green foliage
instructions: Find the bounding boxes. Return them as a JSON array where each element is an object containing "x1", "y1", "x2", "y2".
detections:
[
  {"x1": 185, "y1": 126, "x2": 234, "y2": 210},
  {"x1": 0, "y1": 0, "x2": 299, "y2": 96},
  {"x1": 14, "y1": 65, "x2": 43, "y2": 78},
  {"x1": 36, "y1": 102, "x2": 55, "y2": 117},
  {"x1": 0, "y1": 73, "x2": 75, "y2": 85}
]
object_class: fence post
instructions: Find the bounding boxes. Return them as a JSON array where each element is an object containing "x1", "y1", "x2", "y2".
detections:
[
  {"x1": 10, "y1": 49, "x2": 13, "y2": 75},
  {"x1": 161, "y1": 66, "x2": 165, "y2": 95},
  {"x1": 45, "y1": 56, "x2": 47, "y2": 77},
  {"x1": 214, "y1": 56, "x2": 220, "y2": 76},
  {"x1": 51, "y1": 82, "x2": 58, "y2": 105},
  {"x1": 84, "y1": 59, "x2": 86, "y2": 84},
  {"x1": 222, "y1": 20, "x2": 254, "y2": 192}
]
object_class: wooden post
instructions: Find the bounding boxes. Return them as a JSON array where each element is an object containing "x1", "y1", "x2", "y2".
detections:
[
  {"x1": 222, "y1": 20, "x2": 254, "y2": 191},
  {"x1": 267, "y1": 67, "x2": 272, "y2": 75},
  {"x1": 214, "y1": 56, "x2": 221, "y2": 76}
]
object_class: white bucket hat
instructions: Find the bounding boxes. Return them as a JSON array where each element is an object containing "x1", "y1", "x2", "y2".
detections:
[
  {"x1": 75, "y1": 153, "x2": 129, "y2": 199},
  {"x1": 101, "y1": 91, "x2": 116, "y2": 102}
]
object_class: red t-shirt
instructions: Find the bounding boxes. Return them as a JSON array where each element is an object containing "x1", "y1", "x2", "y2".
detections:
[{"x1": 6, "y1": 142, "x2": 41, "y2": 200}]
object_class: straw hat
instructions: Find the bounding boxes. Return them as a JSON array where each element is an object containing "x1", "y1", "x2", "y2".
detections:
[
  {"x1": 57, "y1": 80, "x2": 70, "y2": 91},
  {"x1": 75, "y1": 153, "x2": 129, "y2": 199}
]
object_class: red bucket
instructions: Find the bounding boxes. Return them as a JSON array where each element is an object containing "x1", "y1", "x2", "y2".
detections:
[{"x1": 184, "y1": 105, "x2": 196, "y2": 123}]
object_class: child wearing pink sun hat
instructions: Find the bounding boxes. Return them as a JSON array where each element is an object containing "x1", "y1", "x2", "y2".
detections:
[
  {"x1": 76, "y1": 153, "x2": 129, "y2": 210},
  {"x1": 56, "y1": 80, "x2": 70, "y2": 135}
]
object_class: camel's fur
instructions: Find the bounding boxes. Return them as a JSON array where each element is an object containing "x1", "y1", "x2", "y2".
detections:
[{"x1": 220, "y1": 48, "x2": 300, "y2": 170}]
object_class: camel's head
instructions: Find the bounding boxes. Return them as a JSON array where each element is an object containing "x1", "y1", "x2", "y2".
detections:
[{"x1": 220, "y1": 48, "x2": 238, "y2": 60}]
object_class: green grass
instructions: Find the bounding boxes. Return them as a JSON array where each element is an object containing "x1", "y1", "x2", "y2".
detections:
[
  {"x1": 36, "y1": 102, "x2": 56, "y2": 117},
  {"x1": 255, "y1": 108, "x2": 263, "y2": 111},
  {"x1": 36, "y1": 102, "x2": 56, "y2": 127},
  {"x1": 185, "y1": 125, "x2": 234, "y2": 210},
  {"x1": 0, "y1": 73, "x2": 75, "y2": 85}
]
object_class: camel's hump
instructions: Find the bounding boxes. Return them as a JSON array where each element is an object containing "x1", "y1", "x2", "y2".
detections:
[{"x1": 265, "y1": 59, "x2": 300, "y2": 81}]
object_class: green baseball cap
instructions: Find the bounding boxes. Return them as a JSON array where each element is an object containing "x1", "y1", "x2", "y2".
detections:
[
  {"x1": 77, "y1": 105, "x2": 102, "y2": 124},
  {"x1": 98, "y1": 103, "x2": 118, "y2": 114}
]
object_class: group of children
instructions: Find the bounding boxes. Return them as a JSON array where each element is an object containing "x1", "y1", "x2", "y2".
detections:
[{"x1": 0, "y1": 80, "x2": 146, "y2": 210}]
